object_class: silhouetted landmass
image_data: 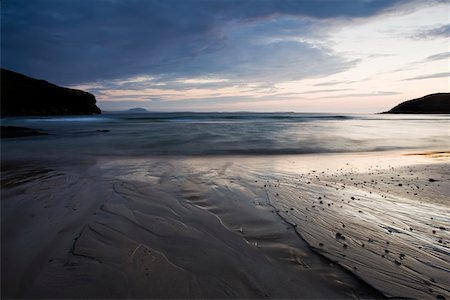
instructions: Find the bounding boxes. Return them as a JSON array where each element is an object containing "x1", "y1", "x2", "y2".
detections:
[
  {"x1": 383, "y1": 93, "x2": 450, "y2": 114},
  {"x1": 1, "y1": 126, "x2": 48, "y2": 138},
  {"x1": 126, "y1": 107, "x2": 149, "y2": 113},
  {"x1": 0, "y1": 68, "x2": 101, "y2": 116}
]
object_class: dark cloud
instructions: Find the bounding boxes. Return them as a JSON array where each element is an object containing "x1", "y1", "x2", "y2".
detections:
[
  {"x1": 412, "y1": 24, "x2": 450, "y2": 39},
  {"x1": 404, "y1": 72, "x2": 450, "y2": 80},
  {"x1": 2, "y1": 0, "x2": 414, "y2": 85},
  {"x1": 424, "y1": 52, "x2": 450, "y2": 62}
]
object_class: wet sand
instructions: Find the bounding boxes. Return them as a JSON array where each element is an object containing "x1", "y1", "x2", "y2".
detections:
[{"x1": 1, "y1": 151, "x2": 449, "y2": 299}]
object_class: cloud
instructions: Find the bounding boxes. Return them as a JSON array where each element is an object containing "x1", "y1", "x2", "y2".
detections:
[
  {"x1": 321, "y1": 91, "x2": 400, "y2": 99},
  {"x1": 404, "y1": 72, "x2": 450, "y2": 80},
  {"x1": 424, "y1": 52, "x2": 450, "y2": 62},
  {"x1": 412, "y1": 24, "x2": 450, "y2": 39},
  {"x1": 313, "y1": 79, "x2": 362, "y2": 86},
  {"x1": 1, "y1": 0, "x2": 416, "y2": 86}
]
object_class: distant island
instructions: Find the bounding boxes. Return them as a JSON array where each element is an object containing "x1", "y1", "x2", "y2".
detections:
[
  {"x1": 0, "y1": 68, "x2": 101, "y2": 116},
  {"x1": 383, "y1": 93, "x2": 449, "y2": 114},
  {"x1": 126, "y1": 107, "x2": 149, "y2": 113}
]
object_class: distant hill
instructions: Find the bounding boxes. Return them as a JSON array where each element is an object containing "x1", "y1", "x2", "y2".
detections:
[
  {"x1": 383, "y1": 93, "x2": 450, "y2": 114},
  {"x1": 0, "y1": 68, "x2": 101, "y2": 116},
  {"x1": 126, "y1": 107, "x2": 149, "y2": 113}
]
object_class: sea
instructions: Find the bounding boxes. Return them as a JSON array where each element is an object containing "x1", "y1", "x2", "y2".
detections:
[
  {"x1": 1, "y1": 112, "x2": 449, "y2": 159},
  {"x1": 2, "y1": 112, "x2": 450, "y2": 299}
]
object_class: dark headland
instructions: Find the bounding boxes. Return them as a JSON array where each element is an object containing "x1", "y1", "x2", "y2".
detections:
[
  {"x1": 0, "y1": 68, "x2": 101, "y2": 116},
  {"x1": 383, "y1": 93, "x2": 450, "y2": 114}
]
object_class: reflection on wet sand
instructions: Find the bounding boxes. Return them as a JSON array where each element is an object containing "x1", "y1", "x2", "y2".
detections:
[{"x1": 1, "y1": 152, "x2": 449, "y2": 299}]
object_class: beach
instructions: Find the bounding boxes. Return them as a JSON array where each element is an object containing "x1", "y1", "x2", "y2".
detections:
[{"x1": 1, "y1": 113, "x2": 449, "y2": 299}]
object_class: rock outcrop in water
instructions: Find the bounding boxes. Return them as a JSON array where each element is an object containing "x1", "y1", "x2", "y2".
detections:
[
  {"x1": 383, "y1": 93, "x2": 450, "y2": 114},
  {"x1": 0, "y1": 68, "x2": 101, "y2": 116}
]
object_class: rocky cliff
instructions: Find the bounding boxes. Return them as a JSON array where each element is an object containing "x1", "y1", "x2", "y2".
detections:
[
  {"x1": 1, "y1": 68, "x2": 101, "y2": 116},
  {"x1": 384, "y1": 93, "x2": 449, "y2": 114}
]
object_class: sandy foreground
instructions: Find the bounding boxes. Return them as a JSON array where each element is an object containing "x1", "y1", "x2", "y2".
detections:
[{"x1": 1, "y1": 151, "x2": 449, "y2": 299}]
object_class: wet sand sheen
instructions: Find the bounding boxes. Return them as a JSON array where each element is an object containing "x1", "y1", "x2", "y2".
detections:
[{"x1": 1, "y1": 151, "x2": 449, "y2": 299}]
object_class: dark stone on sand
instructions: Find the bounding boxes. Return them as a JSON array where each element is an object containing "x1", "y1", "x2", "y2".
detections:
[
  {"x1": 335, "y1": 232, "x2": 345, "y2": 240},
  {"x1": 1, "y1": 68, "x2": 101, "y2": 116},
  {"x1": 436, "y1": 295, "x2": 446, "y2": 299},
  {"x1": 428, "y1": 178, "x2": 438, "y2": 182},
  {"x1": 382, "y1": 93, "x2": 450, "y2": 114},
  {"x1": 1, "y1": 126, "x2": 48, "y2": 138}
]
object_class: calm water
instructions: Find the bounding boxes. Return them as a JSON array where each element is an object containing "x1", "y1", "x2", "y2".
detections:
[{"x1": 1, "y1": 112, "x2": 449, "y2": 158}]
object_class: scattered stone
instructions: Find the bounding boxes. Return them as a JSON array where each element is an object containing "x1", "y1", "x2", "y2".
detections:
[{"x1": 336, "y1": 232, "x2": 345, "y2": 240}]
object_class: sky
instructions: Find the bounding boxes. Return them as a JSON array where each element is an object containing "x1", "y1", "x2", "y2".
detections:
[{"x1": 1, "y1": 0, "x2": 449, "y2": 112}]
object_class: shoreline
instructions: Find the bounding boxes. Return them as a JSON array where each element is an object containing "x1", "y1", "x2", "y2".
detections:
[{"x1": 1, "y1": 150, "x2": 449, "y2": 298}]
